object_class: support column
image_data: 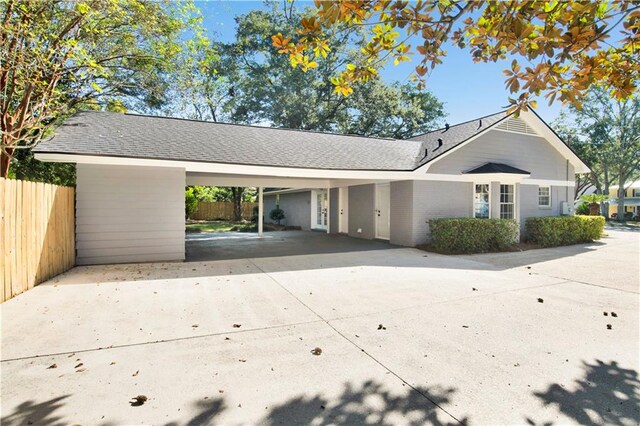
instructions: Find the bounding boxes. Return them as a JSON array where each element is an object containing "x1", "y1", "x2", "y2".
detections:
[
  {"x1": 258, "y1": 187, "x2": 264, "y2": 237},
  {"x1": 326, "y1": 187, "x2": 330, "y2": 234}
]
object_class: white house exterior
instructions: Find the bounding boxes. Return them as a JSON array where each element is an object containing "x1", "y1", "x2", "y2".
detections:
[{"x1": 34, "y1": 109, "x2": 589, "y2": 265}]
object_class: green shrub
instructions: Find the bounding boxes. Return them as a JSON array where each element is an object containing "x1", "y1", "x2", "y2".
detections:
[
  {"x1": 428, "y1": 218, "x2": 519, "y2": 254},
  {"x1": 185, "y1": 187, "x2": 199, "y2": 219},
  {"x1": 575, "y1": 202, "x2": 589, "y2": 215},
  {"x1": 269, "y1": 207, "x2": 286, "y2": 224},
  {"x1": 525, "y1": 216, "x2": 605, "y2": 247}
]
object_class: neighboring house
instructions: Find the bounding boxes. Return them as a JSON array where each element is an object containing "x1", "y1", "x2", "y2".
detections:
[
  {"x1": 34, "y1": 109, "x2": 588, "y2": 265},
  {"x1": 608, "y1": 180, "x2": 640, "y2": 219}
]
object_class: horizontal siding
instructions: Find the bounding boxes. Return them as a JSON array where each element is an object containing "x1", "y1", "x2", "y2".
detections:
[
  {"x1": 77, "y1": 252, "x2": 185, "y2": 266},
  {"x1": 76, "y1": 164, "x2": 185, "y2": 265},
  {"x1": 428, "y1": 129, "x2": 568, "y2": 180}
]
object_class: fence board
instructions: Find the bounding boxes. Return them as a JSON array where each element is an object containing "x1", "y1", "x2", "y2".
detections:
[
  {"x1": 191, "y1": 202, "x2": 258, "y2": 221},
  {"x1": 0, "y1": 178, "x2": 75, "y2": 303}
]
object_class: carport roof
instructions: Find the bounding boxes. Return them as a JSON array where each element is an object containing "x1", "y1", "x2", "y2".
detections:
[{"x1": 34, "y1": 110, "x2": 512, "y2": 171}]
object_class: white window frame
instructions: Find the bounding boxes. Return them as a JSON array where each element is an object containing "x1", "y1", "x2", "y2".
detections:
[
  {"x1": 473, "y1": 183, "x2": 491, "y2": 219},
  {"x1": 499, "y1": 184, "x2": 515, "y2": 219},
  {"x1": 538, "y1": 185, "x2": 551, "y2": 208}
]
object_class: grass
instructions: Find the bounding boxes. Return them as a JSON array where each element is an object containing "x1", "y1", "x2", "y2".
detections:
[{"x1": 186, "y1": 220, "x2": 239, "y2": 233}]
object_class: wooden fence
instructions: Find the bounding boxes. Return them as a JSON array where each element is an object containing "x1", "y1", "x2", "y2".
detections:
[
  {"x1": 0, "y1": 178, "x2": 75, "y2": 303},
  {"x1": 191, "y1": 201, "x2": 258, "y2": 221}
]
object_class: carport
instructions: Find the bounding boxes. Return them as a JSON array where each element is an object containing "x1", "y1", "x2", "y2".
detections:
[{"x1": 34, "y1": 111, "x2": 404, "y2": 265}]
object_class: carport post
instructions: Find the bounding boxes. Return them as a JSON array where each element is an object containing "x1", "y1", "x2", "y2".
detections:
[{"x1": 258, "y1": 187, "x2": 264, "y2": 237}]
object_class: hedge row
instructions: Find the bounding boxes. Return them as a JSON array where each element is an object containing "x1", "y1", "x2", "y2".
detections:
[
  {"x1": 428, "y1": 218, "x2": 519, "y2": 254},
  {"x1": 525, "y1": 216, "x2": 605, "y2": 247}
]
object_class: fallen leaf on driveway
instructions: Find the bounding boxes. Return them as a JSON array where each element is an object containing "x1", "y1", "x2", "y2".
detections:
[
  {"x1": 377, "y1": 324, "x2": 386, "y2": 330},
  {"x1": 233, "y1": 324, "x2": 242, "y2": 328},
  {"x1": 74, "y1": 363, "x2": 83, "y2": 368},
  {"x1": 603, "y1": 312, "x2": 608, "y2": 316},
  {"x1": 47, "y1": 363, "x2": 57, "y2": 369},
  {"x1": 611, "y1": 312, "x2": 618, "y2": 317},
  {"x1": 239, "y1": 359, "x2": 247, "y2": 362},
  {"x1": 537, "y1": 298, "x2": 544, "y2": 303},
  {"x1": 76, "y1": 368, "x2": 87, "y2": 373},
  {"x1": 607, "y1": 324, "x2": 612, "y2": 330},
  {"x1": 311, "y1": 347, "x2": 322, "y2": 356},
  {"x1": 472, "y1": 288, "x2": 478, "y2": 291},
  {"x1": 192, "y1": 324, "x2": 199, "y2": 328},
  {"x1": 462, "y1": 325, "x2": 469, "y2": 328},
  {"x1": 110, "y1": 362, "x2": 116, "y2": 365},
  {"x1": 130, "y1": 395, "x2": 147, "y2": 406},
  {"x1": 132, "y1": 370, "x2": 139, "y2": 376}
]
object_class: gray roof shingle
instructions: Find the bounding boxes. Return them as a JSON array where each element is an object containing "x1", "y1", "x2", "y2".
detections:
[
  {"x1": 35, "y1": 110, "x2": 511, "y2": 171},
  {"x1": 408, "y1": 111, "x2": 511, "y2": 168}
]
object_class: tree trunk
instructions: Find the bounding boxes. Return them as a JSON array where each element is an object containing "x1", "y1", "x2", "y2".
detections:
[
  {"x1": 617, "y1": 174, "x2": 626, "y2": 222},
  {"x1": 588, "y1": 203, "x2": 600, "y2": 215},
  {"x1": 231, "y1": 187, "x2": 244, "y2": 222},
  {"x1": 0, "y1": 147, "x2": 13, "y2": 177}
]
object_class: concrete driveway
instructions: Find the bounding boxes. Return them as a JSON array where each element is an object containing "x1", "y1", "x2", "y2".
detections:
[{"x1": 1, "y1": 229, "x2": 638, "y2": 425}]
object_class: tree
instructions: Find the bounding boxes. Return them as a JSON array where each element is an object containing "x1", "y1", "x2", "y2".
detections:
[
  {"x1": 560, "y1": 87, "x2": 640, "y2": 220},
  {"x1": 170, "y1": 3, "x2": 445, "y2": 223},
  {"x1": 0, "y1": 0, "x2": 202, "y2": 177},
  {"x1": 274, "y1": 1, "x2": 640, "y2": 112},
  {"x1": 171, "y1": 4, "x2": 445, "y2": 136}
]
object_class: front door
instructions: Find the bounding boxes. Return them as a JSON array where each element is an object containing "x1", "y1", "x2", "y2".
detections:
[
  {"x1": 339, "y1": 187, "x2": 348, "y2": 233},
  {"x1": 375, "y1": 183, "x2": 390, "y2": 240},
  {"x1": 312, "y1": 190, "x2": 328, "y2": 230}
]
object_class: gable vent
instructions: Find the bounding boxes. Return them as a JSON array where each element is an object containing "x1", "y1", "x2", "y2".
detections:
[{"x1": 496, "y1": 117, "x2": 537, "y2": 135}]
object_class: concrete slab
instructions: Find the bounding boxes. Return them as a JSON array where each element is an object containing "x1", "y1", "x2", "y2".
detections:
[
  {"x1": 1, "y1": 229, "x2": 638, "y2": 425},
  {"x1": 186, "y1": 230, "x2": 396, "y2": 262}
]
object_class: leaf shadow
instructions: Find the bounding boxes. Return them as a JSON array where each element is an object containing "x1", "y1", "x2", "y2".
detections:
[{"x1": 527, "y1": 359, "x2": 640, "y2": 425}]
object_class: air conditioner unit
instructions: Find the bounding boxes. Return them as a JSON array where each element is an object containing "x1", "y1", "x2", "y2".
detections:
[{"x1": 561, "y1": 201, "x2": 574, "y2": 215}]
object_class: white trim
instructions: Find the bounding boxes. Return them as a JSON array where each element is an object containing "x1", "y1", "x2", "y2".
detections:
[
  {"x1": 522, "y1": 179, "x2": 575, "y2": 187},
  {"x1": 538, "y1": 185, "x2": 552, "y2": 208},
  {"x1": 263, "y1": 188, "x2": 311, "y2": 196},
  {"x1": 492, "y1": 127, "x2": 540, "y2": 136},
  {"x1": 374, "y1": 183, "x2": 390, "y2": 240},
  {"x1": 473, "y1": 183, "x2": 491, "y2": 219},
  {"x1": 258, "y1": 187, "x2": 264, "y2": 236},
  {"x1": 310, "y1": 189, "x2": 328, "y2": 230},
  {"x1": 499, "y1": 183, "x2": 516, "y2": 219},
  {"x1": 338, "y1": 187, "x2": 349, "y2": 234}
]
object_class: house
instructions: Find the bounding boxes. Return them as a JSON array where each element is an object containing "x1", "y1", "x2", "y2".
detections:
[
  {"x1": 608, "y1": 180, "x2": 640, "y2": 219},
  {"x1": 34, "y1": 109, "x2": 589, "y2": 265}
]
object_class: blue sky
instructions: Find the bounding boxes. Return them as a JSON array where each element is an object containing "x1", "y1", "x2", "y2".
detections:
[{"x1": 197, "y1": 0, "x2": 565, "y2": 125}]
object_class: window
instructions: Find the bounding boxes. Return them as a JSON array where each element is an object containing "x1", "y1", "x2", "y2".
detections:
[
  {"x1": 474, "y1": 184, "x2": 490, "y2": 218},
  {"x1": 500, "y1": 184, "x2": 515, "y2": 219},
  {"x1": 538, "y1": 186, "x2": 551, "y2": 207},
  {"x1": 633, "y1": 189, "x2": 640, "y2": 197}
]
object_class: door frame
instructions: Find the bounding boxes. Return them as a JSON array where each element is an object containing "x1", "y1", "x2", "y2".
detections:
[
  {"x1": 338, "y1": 187, "x2": 348, "y2": 234},
  {"x1": 374, "y1": 183, "x2": 390, "y2": 240},
  {"x1": 310, "y1": 189, "x2": 328, "y2": 230}
]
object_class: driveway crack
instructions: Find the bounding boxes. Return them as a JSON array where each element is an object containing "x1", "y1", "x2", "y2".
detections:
[{"x1": 247, "y1": 258, "x2": 466, "y2": 425}]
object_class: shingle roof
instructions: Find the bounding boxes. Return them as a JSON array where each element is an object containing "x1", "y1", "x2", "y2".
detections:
[
  {"x1": 408, "y1": 111, "x2": 511, "y2": 167},
  {"x1": 463, "y1": 162, "x2": 530, "y2": 175},
  {"x1": 35, "y1": 110, "x2": 512, "y2": 171}
]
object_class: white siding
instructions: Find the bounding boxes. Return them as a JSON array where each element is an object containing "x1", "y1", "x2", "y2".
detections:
[
  {"x1": 428, "y1": 129, "x2": 568, "y2": 180},
  {"x1": 76, "y1": 164, "x2": 185, "y2": 265}
]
